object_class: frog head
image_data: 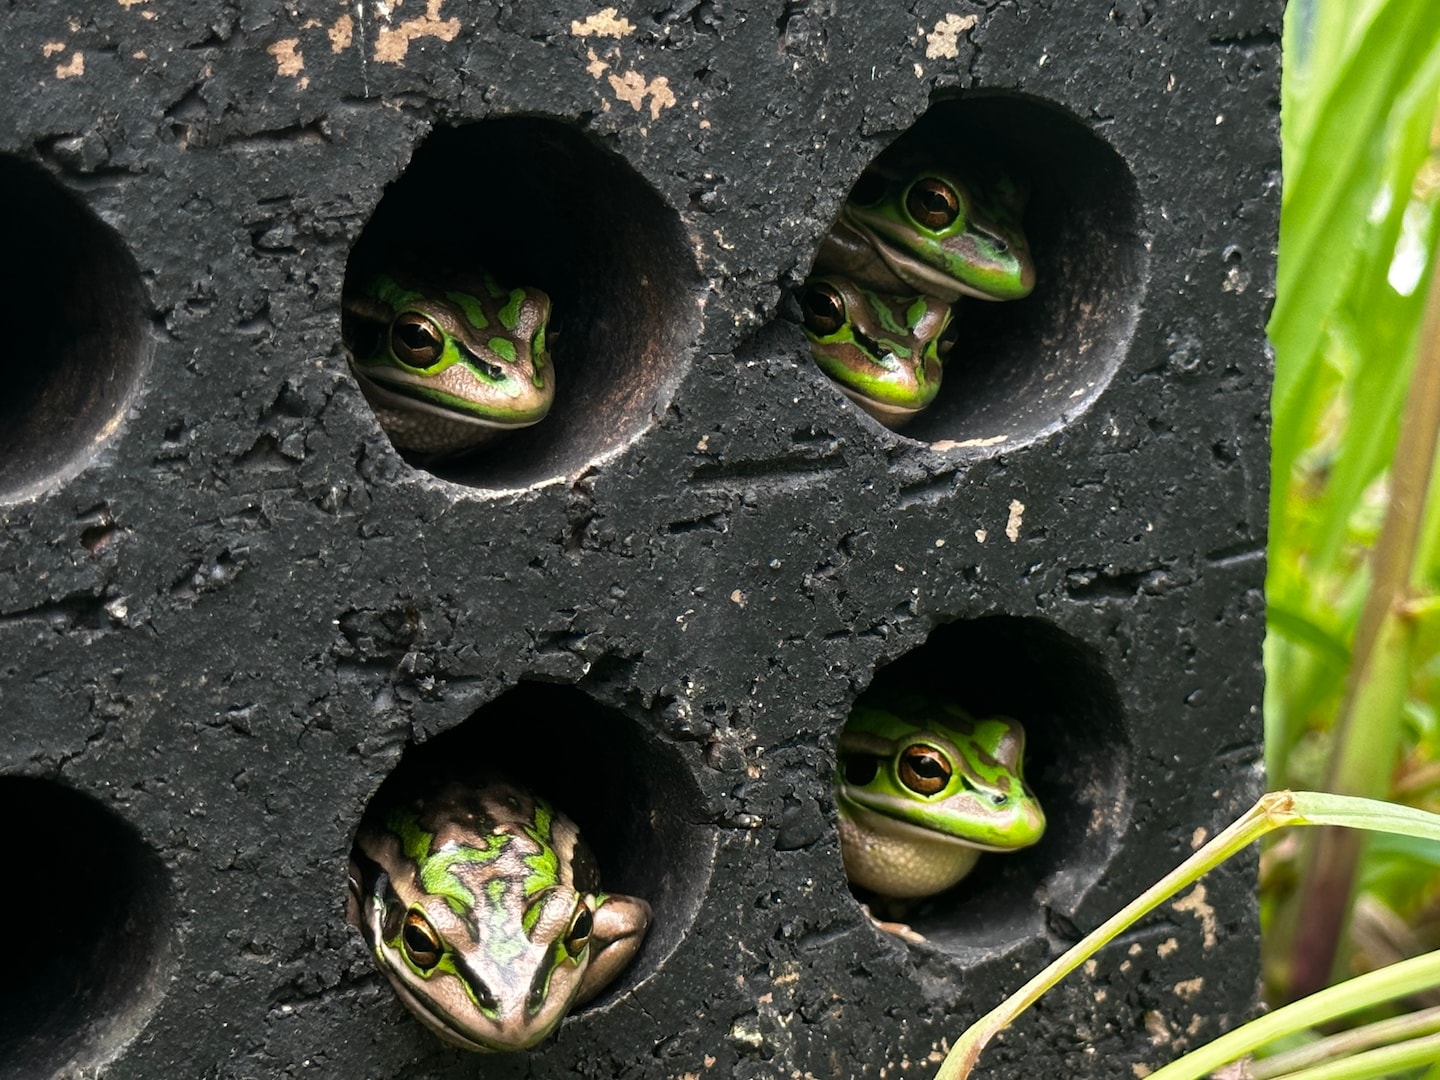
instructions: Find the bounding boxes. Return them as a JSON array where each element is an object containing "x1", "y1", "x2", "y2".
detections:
[
  {"x1": 342, "y1": 274, "x2": 554, "y2": 458},
  {"x1": 836, "y1": 163, "x2": 1036, "y2": 303},
  {"x1": 798, "y1": 276, "x2": 956, "y2": 429}
]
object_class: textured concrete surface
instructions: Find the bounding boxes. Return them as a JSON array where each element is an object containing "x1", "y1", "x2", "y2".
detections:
[{"x1": 0, "y1": 2, "x2": 1277, "y2": 1077}]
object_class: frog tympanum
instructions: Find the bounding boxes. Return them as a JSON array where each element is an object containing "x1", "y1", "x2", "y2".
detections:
[
  {"x1": 802, "y1": 158, "x2": 1035, "y2": 428},
  {"x1": 342, "y1": 274, "x2": 554, "y2": 458},
  {"x1": 835, "y1": 694, "x2": 1045, "y2": 901},
  {"x1": 348, "y1": 778, "x2": 650, "y2": 1052}
]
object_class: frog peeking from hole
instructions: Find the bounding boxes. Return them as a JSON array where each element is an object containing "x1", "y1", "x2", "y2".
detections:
[
  {"x1": 835, "y1": 690, "x2": 1045, "y2": 941},
  {"x1": 348, "y1": 776, "x2": 650, "y2": 1052}
]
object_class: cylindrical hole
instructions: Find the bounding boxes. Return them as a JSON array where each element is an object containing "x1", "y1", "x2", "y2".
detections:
[
  {"x1": 839, "y1": 616, "x2": 1130, "y2": 957},
  {"x1": 343, "y1": 118, "x2": 701, "y2": 490},
  {"x1": 0, "y1": 156, "x2": 151, "y2": 503},
  {"x1": 804, "y1": 92, "x2": 1146, "y2": 450},
  {"x1": 351, "y1": 681, "x2": 713, "y2": 1028},
  {"x1": 0, "y1": 777, "x2": 173, "y2": 1078}
]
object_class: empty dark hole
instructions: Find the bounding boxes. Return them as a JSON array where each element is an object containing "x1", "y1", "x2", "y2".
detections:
[
  {"x1": 844, "y1": 616, "x2": 1130, "y2": 958},
  {"x1": 812, "y1": 92, "x2": 1146, "y2": 451},
  {"x1": 343, "y1": 118, "x2": 701, "y2": 490},
  {"x1": 0, "y1": 777, "x2": 172, "y2": 1078},
  {"x1": 0, "y1": 156, "x2": 150, "y2": 502},
  {"x1": 354, "y1": 681, "x2": 713, "y2": 1004}
]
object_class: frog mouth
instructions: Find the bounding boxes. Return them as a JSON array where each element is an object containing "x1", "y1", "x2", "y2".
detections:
[
  {"x1": 837, "y1": 791, "x2": 1023, "y2": 853},
  {"x1": 832, "y1": 383, "x2": 922, "y2": 427},
  {"x1": 351, "y1": 366, "x2": 549, "y2": 429}
]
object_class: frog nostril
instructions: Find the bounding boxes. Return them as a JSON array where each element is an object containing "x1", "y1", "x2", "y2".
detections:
[
  {"x1": 525, "y1": 973, "x2": 549, "y2": 1016},
  {"x1": 466, "y1": 972, "x2": 499, "y2": 1014}
]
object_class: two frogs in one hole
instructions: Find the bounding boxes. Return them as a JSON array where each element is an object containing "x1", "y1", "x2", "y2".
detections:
[
  {"x1": 799, "y1": 154, "x2": 1036, "y2": 429},
  {"x1": 348, "y1": 776, "x2": 650, "y2": 1052},
  {"x1": 835, "y1": 689, "x2": 1046, "y2": 941},
  {"x1": 342, "y1": 272, "x2": 555, "y2": 460}
]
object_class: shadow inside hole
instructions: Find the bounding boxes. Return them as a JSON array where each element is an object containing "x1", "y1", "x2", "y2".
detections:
[
  {"x1": 0, "y1": 157, "x2": 151, "y2": 502},
  {"x1": 847, "y1": 616, "x2": 1130, "y2": 958},
  {"x1": 0, "y1": 778, "x2": 173, "y2": 1079},
  {"x1": 355, "y1": 682, "x2": 714, "y2": 1005},
  {"x1": 810, "y1": 92, "x2": 1145, "y2": 451},
  {"x1": 344, "y1": 118, "x2": 701, "y2": 491}
]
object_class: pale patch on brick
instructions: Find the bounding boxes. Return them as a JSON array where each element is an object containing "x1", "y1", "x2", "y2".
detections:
[
  {"x1": 571, "y1": 7, "x2": 635, "y2": 38},
  {"x1": 1006, "y1": 498, "x2": 1024, "y2": 541},
  {"x1": 329, "y1": 13, "x2": 353, "y2": 52},
  {"x1": 924, "y1": 13, "x2": 977, "y2": 60},
  {"x1": 268, "y1": 38, "x2": 304, "y2": 77},
  {"x1": 1173, "y1": 883, "x2": 1219, "y2": 948},
  {"x1": 1173, "y1": 976, "x2": 1204, "y2": 1001},
  {"x1": 374, "y1": 0, "x2": 460, "y2": 63},
  {"x1": 607, "y1": 70, "x2": 676, "y2": 120}
]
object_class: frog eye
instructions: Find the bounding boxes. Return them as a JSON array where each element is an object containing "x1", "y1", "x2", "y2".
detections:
[
  {"x1": 391, "y1": 312, "x2": 445, "y2": 367},
  {"x1": 906, "y1": 178, "x2": 961, "y2": 231},
  {"x1": 848, "y1": 170, "x2": 887, "y2": 207},
  {"x1": 401, "y1": 910, "x2": 443, "y2": 972},
  {"x1": 898, "y1": 745, "x2": 952, "y2": 796},
  {"x1": 800, "y1": 282, "x2": 847, "y2": 337},
  {"x1": 564, "y1": 903, "x2": 594, "y2": 957}
]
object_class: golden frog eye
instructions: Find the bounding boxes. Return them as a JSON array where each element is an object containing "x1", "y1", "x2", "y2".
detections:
[
  {"x1": 906, "y1": 178, "x2": 961, "y2": 231},
  {"x1": 401, "y1": 910, "x2": 443, "y2": 972},
  {"x1": 800, "y1": 282, "x2": 847, "y2": 337},
  {"x1": 564, "y1": 903, "x2": 594, "y2": 957},
  {"x1": 898, "y1": 745, "x2": 952, "y2": 796},
  {"x1": 391, "y1": 312, "x2": 445, "y2": 367}
]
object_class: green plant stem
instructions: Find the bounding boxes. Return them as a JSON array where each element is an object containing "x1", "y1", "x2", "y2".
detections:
[
  {"x1": 931, "y1": 794, "x2": 1285, "y2": 1080},
  {"x1": 932, "y1": 792, "x2": 1440, "y2": 1080},
  {"x1": 1249, "y1": 1005, "x2": 1440, "y2": 1077},
  {"x1": 1263, "y1": 1031, "x2": 1440, "y2": 1080},
  {"x1": 1290, "y1": 235, "x2": 1440, "y2": 997},
  {"x1": 1147, "y1": 951, "x2": 1440, "y2": 1080}
]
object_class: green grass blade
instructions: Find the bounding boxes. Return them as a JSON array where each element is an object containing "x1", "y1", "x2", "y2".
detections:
[
  {"x1": 1287, "y1": 789, "x2": 1440, "y2": 839},
  {"x1": 1250, "y1": 1006, "x2": 1440, "y2": 1078},
  {"x1": 1269, "y1": 0, "x2": 1440, "y2": 520},
  {"x1": 1143, "y1": 951, "x2": 1440, "y2": 1080},
  {"x1": 1261, "y1": 1032, "x2": 1440, "y2": 1080},
  {"x1": 932, "y1": 793, "x2": 1440, "y2": 1080}
]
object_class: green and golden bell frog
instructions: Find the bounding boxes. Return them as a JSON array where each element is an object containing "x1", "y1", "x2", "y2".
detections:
[
  {"x1": 835, "y1": 696, "x2": 1045, "y2": 899},
  {"x1": 798, "y1": 277, "x2": 956, "y2": 429},
  {"x1": 815, "y1": 162, "x2": 1036, "y2": 304},
  {"x1": 342, "y1": 274, "x2": 554, "y2": 458},
  {"x1": 348, "y1": 779, "x2": 651, "y2": 1052}
]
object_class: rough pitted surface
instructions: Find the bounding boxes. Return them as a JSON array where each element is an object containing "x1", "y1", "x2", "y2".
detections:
[{"x1": 0, "y1": 2, "x2": 1277, "y2": 1078}]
